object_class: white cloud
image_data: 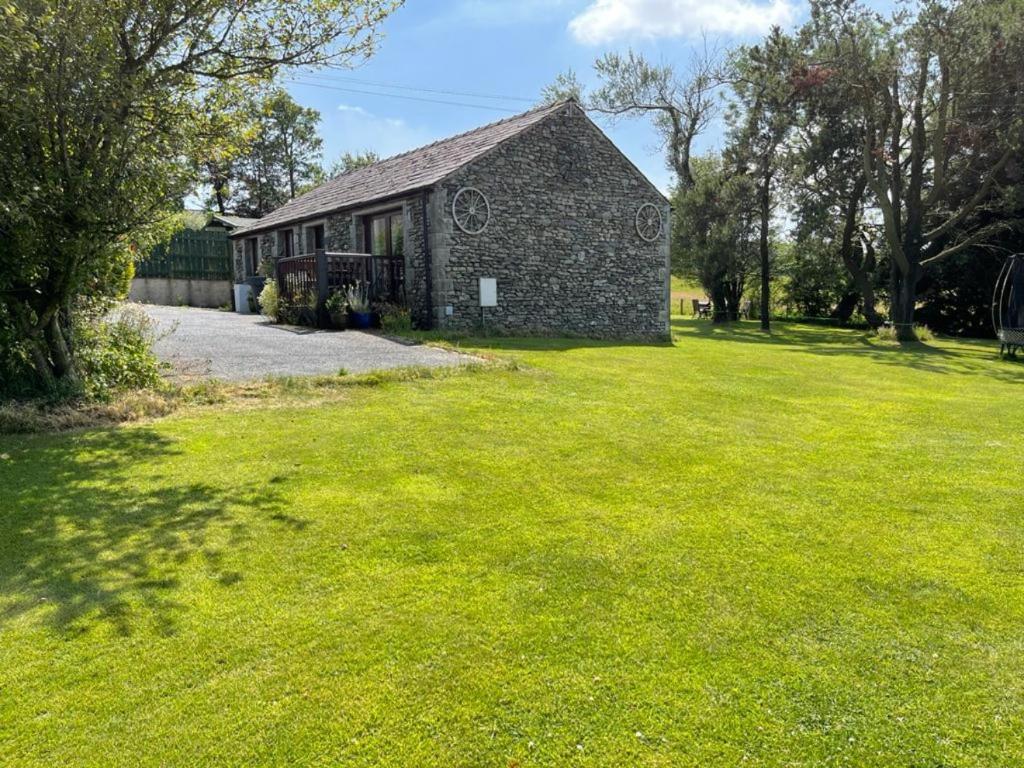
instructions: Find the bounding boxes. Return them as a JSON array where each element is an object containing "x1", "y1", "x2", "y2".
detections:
[{"x1": 569, "y1": 0, "x2": 798, "y2": 43}]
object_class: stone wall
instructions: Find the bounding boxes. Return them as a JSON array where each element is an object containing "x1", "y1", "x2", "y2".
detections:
[
  {"x1": 325, "y1": 213, "x2": 352, "y2": 252},
  {"x1": 404, "y1": 194, "x2": 431, "y2": 328},
  {"x1": 231, "y1": 232, "x2": 277, "y2": 281},
  {"x1": 432, "y1": 102, "x2": 670, "y2": 338},
  {"x1": 231, "y1": 239, "x2": 245, "y2": 282},
  {"x1": 258, "y1": 233, "x2": 275, "y2": 273},
  {"x1": 129, "y1": 277, "x2": 232, "y2": 309}
]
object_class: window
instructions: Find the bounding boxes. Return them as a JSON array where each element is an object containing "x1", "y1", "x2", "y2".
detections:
[
  {"x1": 363, "y1": 210, "x2": 404, "y2": 258},
  {"x1": 278, "y1": 229, "x2": 293, "y2": 259},
  {"x1": 304, "y1": 223, "x2": 325, "y2": 254},
  {"x1": 244, "y1": 237, "x2": 259, "y2": 276}
]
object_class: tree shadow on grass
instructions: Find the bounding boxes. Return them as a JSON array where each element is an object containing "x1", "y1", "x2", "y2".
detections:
[
  {"x1": 673, "y1": 318, "x2": 1024, "y2": 384},
  {"x1": 413, "y1": 331, "x2": 675, "y2": 354},
  {"x1": 0, "y1": 428, "x2": 292, "y2": 637}
]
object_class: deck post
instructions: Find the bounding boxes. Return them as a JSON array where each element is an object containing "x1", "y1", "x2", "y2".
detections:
[{"x1": 315, "y1": 249, "x2": 329, "y2": 327}]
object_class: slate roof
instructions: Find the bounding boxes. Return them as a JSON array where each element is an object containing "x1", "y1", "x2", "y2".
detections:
[
  {"x1": 231, "y1": 100, "x2": 572, "y2": 237},
  {"x1": 209, "y1": 213, "x2": 259, "y2": 230}
]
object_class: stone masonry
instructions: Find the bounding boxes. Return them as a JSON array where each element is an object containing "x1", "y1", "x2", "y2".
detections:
[
  {"x1": 229, "y1": 100, "x2": 669, "y2": 338},
  {"x1": 431, "y1": 102, "x2": 669, "y2": 337}
]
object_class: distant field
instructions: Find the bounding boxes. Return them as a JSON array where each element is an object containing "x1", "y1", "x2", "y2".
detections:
[
  {"x1": 2, "y1": 321, "x2": 1023, "y2": 766},
  {"x1": 671, "y1": 276, "x2": 704, "y2": 314}
]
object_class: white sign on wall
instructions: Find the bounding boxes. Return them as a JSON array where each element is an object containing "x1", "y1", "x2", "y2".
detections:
[{"x1": 479, "y1": 277, "x2": 497, "y2": 307}]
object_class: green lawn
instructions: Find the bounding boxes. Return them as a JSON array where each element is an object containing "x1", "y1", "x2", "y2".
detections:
[{"x1": 2, "y1": 320, "x2": 1023, "y2": 767}]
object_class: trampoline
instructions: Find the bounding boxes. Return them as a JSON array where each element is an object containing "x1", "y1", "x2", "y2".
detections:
[{"x1": 993, "y1": 253, "x2": 1024, "y2": 358}]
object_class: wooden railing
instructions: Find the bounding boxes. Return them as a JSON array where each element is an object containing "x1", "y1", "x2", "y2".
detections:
[{"x1": 276, "y1": 250, "x2": 406, "y2": 325}]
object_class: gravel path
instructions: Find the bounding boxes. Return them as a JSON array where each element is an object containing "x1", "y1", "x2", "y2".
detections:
[{"x1": 142, "y1": 305, "x2": 471, "y2": 381}]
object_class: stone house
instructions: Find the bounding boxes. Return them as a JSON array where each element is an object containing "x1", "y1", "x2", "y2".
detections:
[{"x1": 229, "y1": 99, "x2": 671, "y2": 337}]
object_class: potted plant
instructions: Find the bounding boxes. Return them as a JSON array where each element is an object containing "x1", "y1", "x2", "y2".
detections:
[
  {"x1": 346, "y1": 282, "x2": 374, "y2": 329},
  {"x1": 325, "y1": 290, "x2": 347, "y2": 329}
]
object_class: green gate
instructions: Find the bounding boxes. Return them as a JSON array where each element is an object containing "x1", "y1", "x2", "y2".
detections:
[{"x1": 136, "y1": 229, "x2": 233, "y2": 281}]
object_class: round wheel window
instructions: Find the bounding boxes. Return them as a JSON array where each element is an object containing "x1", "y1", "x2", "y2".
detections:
[
  {"x1": 452, "y1": 187, "x2": 490, "y2": 235},
  {"x1": 635, "y1": 203, "x2": 663, "y2": 242}
]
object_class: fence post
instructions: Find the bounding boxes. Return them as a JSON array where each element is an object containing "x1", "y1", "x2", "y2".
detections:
[{"x1": 316, "y1": 249, "x2": 329, "y2": 327}]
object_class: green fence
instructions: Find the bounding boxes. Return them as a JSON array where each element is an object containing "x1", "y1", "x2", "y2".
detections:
[{"x1": 135, "y1": 229, "x2": 233, "y2": 281}]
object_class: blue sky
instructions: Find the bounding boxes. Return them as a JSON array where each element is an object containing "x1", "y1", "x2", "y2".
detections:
[{"x1": 280, "y1": 0, "x2": 865, "y2": 194}]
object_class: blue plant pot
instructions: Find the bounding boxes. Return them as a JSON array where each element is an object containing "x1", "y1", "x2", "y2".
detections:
[{"x1": 350, "y1": 311, "x2": 374, "y2": 329}]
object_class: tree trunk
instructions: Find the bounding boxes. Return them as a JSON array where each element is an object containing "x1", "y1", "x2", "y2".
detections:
[
  {"x1": 890, "y1": 264, "x2": 920, "y2": 342},
  {"x1": 725, "y1": 281, "x2": 743, "y2": 322},
  {"x1": 832, "y1": 292, "x2": 859, "y2": 324},
  {"x1": 46, "y1": 312, "x2": 78, "y2": 381},
  {"x1": 25, "y1": 335, "x2": 56, "y2": 390},
  {"x1": 758, "y1": 175, "x2": 771, "y2": 332},
  {"x1": 842, "y1": 238, "x2": 884, "y2": 329},
  {"x1": 7, "y1": 298, "x2": 80, "y2": 392},
  {"x1": 711, "y1": 282, "x2": 729, "y2": 324},
  {"x1": 852, "y1": 270, "x2": 884, "y2": 329}
]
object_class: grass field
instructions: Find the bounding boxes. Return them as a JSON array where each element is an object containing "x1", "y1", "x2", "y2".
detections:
[
  {"x1": 671, "y1": 275, "x2": 705, "y2": 313},
  {"x1": 2, "y1": 319, "x2": 1023, "y2": 766}
]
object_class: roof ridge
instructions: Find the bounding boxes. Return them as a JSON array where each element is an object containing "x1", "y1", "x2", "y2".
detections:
[
  {"x1": 327, "y1": 99, "x2": 569, "y2": 182},
  {"x1": 232, "y1": 99, "x2": 575, "y2": 236}
]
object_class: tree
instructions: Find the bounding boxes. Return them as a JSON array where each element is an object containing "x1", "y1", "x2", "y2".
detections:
[
  {"x1": 233, "y1": 90, "x2": 325, "y2": 216},
  {"x1": 0, "y1": 0, "x2": 399, "y2": 391},
  {"x1": 832, "y1": 0, "x2": 1024, "y2": 340},
  {"x1": 728, "y1": 27, "x2": 804, "y2": 331},
  {"x1": 539, "y1": 69, "x2": 586, "y2": 105},
  {"x1": 673, "y1": 155, "x2": 759, "y2": 321},
  {"x1": 191, "y1": 86, "x2": 262, "y2": 214},
  {"x1": 265, "y1": 90, "x2": 324, "y2": 199},
  {"x1": 328, "y1": 150, "x2": 381, "y2": 177},
  {"x1": 588, "y1": 46, "x2": 723, "y2": 191},
  {"x1": 787, "y1": 3, "x2": 887, "y2": 327}
]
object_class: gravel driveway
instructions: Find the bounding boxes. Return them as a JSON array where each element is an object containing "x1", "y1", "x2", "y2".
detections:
[{"x1": 142, "y1": 305, "x2": 470, "y2": 381}]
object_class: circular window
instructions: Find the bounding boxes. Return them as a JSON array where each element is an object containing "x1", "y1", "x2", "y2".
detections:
[
  {"x1": 452, "y1": 187, "x2": 490, "y2": 235},
  {"x1": 635, "y1": 203, "x2": 663, "y2": 242}
]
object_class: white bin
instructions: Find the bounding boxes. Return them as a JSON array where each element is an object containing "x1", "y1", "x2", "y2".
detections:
[{"x1": 234, "y1": 283, "x2": 253, "y2": 314}]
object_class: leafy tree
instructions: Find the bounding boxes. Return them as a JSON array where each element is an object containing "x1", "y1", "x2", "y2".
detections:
[
  {"x1": 232, "y1": 90, "x2": 324, "y2": 216},
  {"x1": 728, "y1": 27, "x2": 804, "y2": 331},
  {"x1": 588, "y1": 46, "x2": 723, "y2": 191},
  {"x1": 829, "y1": 0, "x2": 1024, "y2": 340},
  {"x1": 328, "y1": 150, "x2": 381, "y2": 177},
  {"x1": 191, "y1": 86, "x2": 262, "y2": 214},
  {"x1": 673, "y1": 155, "x2": 759, "y2": 321},
  {"x1": 539, "y1": 69, "x2": 586, "y2": 105},
  {"x1": 779, "y1": 235, "x2": 859, "y2": 319},
  {"x1": 0, "y1": 0, "x2": 398, "y2": 392},
  {"x1": 918, "y1": 179, "x2": 1024, "y2": 337},
  {"x1": 787, "y1": 2, "x2": 887, "y2": 326},
  {"x1": 265, "y1": 90, "x2": 324, "y2": 200}
]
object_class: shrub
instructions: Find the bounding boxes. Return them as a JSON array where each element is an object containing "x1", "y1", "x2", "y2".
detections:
[
  {"x1": 875, "y1": 323, "x2": 935, "y2": 343},
  {"x1": 73, "y1": 304, "x2": 164, "y2": 401},
  {"x1": 325, "y1": 290, "x2": 346, "y2": 316},
  {"x1": 379, "y1": 304, "x2": 412, "y2": 334},
  {"x1": 258, "y1": 281, "x2": 280, "y2": 322},
  {"x1": 0, "y1": 306, "x2": 37, "y2": 399}
]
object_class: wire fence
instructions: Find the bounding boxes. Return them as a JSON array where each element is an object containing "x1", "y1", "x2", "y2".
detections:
[{"x1": 135, "y1": 229, "x2": 233, "y2": 281}]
